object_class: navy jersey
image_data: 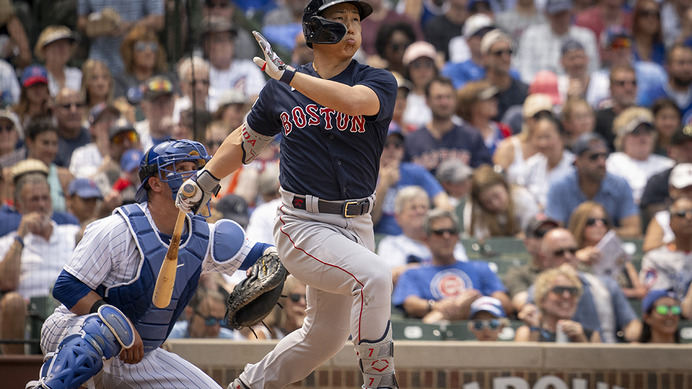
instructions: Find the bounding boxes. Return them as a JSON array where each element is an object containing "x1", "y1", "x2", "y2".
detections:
[
  {"x1": 403, "y1": 124, "x2": 492, "y2": 173},
  {"x1": 247, "y1": 60, "x2": 397, "y2": 200}
]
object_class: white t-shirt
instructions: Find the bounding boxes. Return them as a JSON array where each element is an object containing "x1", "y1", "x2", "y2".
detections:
[
  {"x1": 522, "y1": 151, "x2": 575, "y2": 209},
  {"x1": 606, "y1": 152, "x2": 674, "y2": 204},
  {"x1": 209, "y1": 59, "x2": 266, "y2": 108},
  {"x1": 69, "y1": 143, "x2": 103, "y2": 179},
  {"x1": 377, "y1": 233, "x2": 467, "y2": 270}
]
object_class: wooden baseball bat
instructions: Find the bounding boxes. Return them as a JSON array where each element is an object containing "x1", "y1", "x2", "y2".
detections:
[{"x1": 152, "y1": 183, "x2": 196, "y2": 308}]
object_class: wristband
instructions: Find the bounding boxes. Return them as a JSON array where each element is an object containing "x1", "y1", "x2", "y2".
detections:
[
  {"x1": 279, "y1": 68, "x2": 296, "y2": 85},
  {"x1": 427, "y1": 299, "x2": 435, "y2": 312},
  {"x1": 90, "y1": 299, "x2": 107, "y2": 314},
  {"x1": 14, "y1": 235, "x2": 24, "y2": 248}
]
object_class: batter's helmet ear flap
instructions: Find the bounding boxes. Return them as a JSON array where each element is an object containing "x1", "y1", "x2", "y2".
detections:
[{"x1": 303, "y1": 15, "x2": 347, "y2": 48}]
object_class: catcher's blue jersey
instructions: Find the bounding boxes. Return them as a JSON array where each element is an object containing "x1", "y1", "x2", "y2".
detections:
[{"x1": 247, "y1": 60, "x2": 397, "y2": 200}]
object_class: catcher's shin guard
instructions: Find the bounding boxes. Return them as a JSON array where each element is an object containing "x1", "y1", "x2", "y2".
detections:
[
  {"x1": 30, "y1": 305, "x2": 135, "y2": 389},
  {"x1": 355, "y1": 321, "x2": 398, "y2": 389}
]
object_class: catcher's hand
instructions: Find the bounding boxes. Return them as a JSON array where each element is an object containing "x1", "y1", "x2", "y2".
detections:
[
  {"x1": 226, "y1": 247, "x2": 288, "y2": 329},
  {"x1": 252, "y1": 31, "x2": 296, "y2": 84}
]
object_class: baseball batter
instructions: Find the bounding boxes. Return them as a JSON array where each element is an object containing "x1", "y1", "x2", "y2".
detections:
[
  {"x1": 26, "y1": 140, "x2": 275, "y2": 389},
  {"x1": 177, "y1": 1, "x2": 399, "y2": 388}
]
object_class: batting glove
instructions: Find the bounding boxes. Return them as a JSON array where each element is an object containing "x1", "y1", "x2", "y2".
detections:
[
  {"x1": 175, "y1": 169, "x2": 221, "y2": 216},
  {"x1": 252, "y1": 31, "x2": 296, "y2": 85}
]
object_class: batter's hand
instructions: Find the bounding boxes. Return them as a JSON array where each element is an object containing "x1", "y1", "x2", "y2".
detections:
[
  {"x1": 252, "y1": 31, "x2": 295, "y2": 83},
  {"x1": 175, "y1": 169, "x2": 220, "y2": 216},
  {"x1": 120, "y1": 329, "x2": 143, "y2": 364}
]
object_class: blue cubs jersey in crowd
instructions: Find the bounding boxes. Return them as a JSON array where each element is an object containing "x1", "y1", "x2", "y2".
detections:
[
  {"x1": 403, "y1": 124, "x2": 492, "y2": 173},
  {"x1": 247, "y1": 60, "x2": 397, "y2": 200}
]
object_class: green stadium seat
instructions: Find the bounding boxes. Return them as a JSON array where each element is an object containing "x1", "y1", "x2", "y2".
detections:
[{"x1": 391, "y1": 319, "x2": 444, "y2": 341}]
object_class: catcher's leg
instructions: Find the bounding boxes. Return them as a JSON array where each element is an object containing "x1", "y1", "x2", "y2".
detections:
[
  {"x1": 27, "y1": 305, "x2": 135, "y2": 389},
  {"x1": 355, "y1": 321, "x2": 398, "y2": 389}
]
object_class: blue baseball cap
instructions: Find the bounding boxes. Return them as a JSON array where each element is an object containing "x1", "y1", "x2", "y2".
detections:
[
  {"x1": 642, "y1": 289, "x2": 679, "y2": 313},
  {"x1": 68, "y1": 178, "x2": 103, "y2": 199},
  {"x1": 21, "y1": 65, "x2": 48, "y2": 87},
  {"x1": 470, "y1": 296, "x2": 506, "y2": 318},
  {"x1": 121, "y1": 148, "x2": 144, "y2": 173}
]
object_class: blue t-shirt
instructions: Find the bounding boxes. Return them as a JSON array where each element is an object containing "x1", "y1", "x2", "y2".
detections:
[
  {"x1": 545, "y1": 171, "x2": 638, "y2": 227},
  {"x1": 374, "y1": 162, "x2": 445, "y2": 235},
  {"x1": 403, "y1": 124, "x2": 492, "y2": 173},
  {"x1": 247, "y1": 60, "x2": 397, "y2": 200},
  {"x1": 167, "y1": 321, "x2": 238, "y2": 340},
  {"x1": 442, "y1": 59, "x2": 522, "y2": 90},
  {"x1": 0, "y1": 205, "x2": 79, "y2": 237},
  {"x1": 392, "y1": 260, "x2": 506, "y2": 308}
]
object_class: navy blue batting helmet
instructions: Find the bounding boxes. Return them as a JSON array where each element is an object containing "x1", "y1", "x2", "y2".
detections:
[
  {"x1": 303, "y1": 0, "x2": 373, "y2": 48},
  {"x1": 135, "y1": 139, "x2": 211, "y2": 203}
]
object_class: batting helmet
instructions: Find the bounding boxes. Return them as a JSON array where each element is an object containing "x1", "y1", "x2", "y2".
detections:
[
  {"x1": 303, "y1": 0, "x2": 373, "y2": 48},
  {"x1": 135, "y1": 139, "x2": 211, "y2": 203}
]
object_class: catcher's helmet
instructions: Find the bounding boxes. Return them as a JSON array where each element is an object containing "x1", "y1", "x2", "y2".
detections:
[
  {"x1": 135, "y1": 139, "x2": 211, "y2": 203},
  {"x1": 303, "y1": 0, "x2": 373, "y2": 48}
]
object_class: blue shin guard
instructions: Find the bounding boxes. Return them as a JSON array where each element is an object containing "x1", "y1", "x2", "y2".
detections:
[{"x1": 33, "y1": 305, "x2": 135, "y2": 389}]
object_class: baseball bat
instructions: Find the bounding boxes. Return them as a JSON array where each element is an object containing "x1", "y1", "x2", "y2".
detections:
[{"x1": 152, "y1": 183, "x2": 196, "y2": 308}]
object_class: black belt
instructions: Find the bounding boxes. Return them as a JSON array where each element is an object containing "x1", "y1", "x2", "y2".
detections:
[{"x1": 291, "y1": 196, "x2": 370, "y2": 217}]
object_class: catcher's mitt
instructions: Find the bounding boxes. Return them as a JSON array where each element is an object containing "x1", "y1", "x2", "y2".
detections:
[{"x1": 226, "y1": 247, "x2": 287, "y2": 329}]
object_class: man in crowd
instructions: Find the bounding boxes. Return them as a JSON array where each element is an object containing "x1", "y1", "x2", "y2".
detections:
[{"x1": 53, "y1": 88, "x2": 89, "y2": 167}]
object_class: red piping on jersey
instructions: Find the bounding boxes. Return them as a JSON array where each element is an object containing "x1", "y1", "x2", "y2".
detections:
[{"x1": 277, "y1": 204, "x2": 366, "y2": 343}]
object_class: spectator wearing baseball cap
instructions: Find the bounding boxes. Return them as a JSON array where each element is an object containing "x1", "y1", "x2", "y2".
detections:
[
  {"x1": 68, "y1": 103, "x2": 121, "y2": 179},
  {"x1": 638, "y1": 289, "x2": 682, "y2": 344},
  {"x1": 479, "y1": 29, "x2": 527, "y2": 121},
  {"x1": 606, "y1": 107, "x2": 674, "y2": 204},
  {"x1": 545, "y1": 132, "x2": 641, "y2": 238},
  {"x1": 66, "y1": 178, "x2": 102, "y2": 224},
  {"x1": 111, "y1": 148, "x2": 144, "y2": 206},
  {"x1": 15, "y1": 65, "x2": 51, "y2": 127},
  {"x1": 402, "y1": 41, "x2": 439, "y2": 129},
  {"x1": 443, "y1": 14, "x2": 496, "y2": 89},
  {"x1": 456, "y1": 80, "x2": 510, "y2": 155},
  {"x1": 34, "y1": 25, "x2": 81, "y2": 97},
  {"x1": 137, "y1": 75, "x2": 175, "y2": 151},
  {"x1": 468, "y1": 296, "x2": 508, "y2": 341},
  {"x1": 642, "y1": 162, "x2": 692, "y2": 252},
  {"x1": 0, "y1": 109, "x2": 25, "y2": 169},
  {"x1": 514, "y1": 0, "x2": 600, "y2": 84},
  {"x1": 574, "y1": 0, "x2": 632, "y2": 57},
  {"x1": 557, "y1": 38, "x2": 609, "y2": 108}
]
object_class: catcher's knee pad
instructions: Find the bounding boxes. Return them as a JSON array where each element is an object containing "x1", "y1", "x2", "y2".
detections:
[
  {"x1": 36, "y1": 305, "x2": 135, "y2": 389},
  {"x1": 355, "y1": 322, "x2": 398, "y2": 389}
]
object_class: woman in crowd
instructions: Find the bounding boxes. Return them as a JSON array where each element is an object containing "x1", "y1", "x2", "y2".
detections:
[
  {"x1": 251, "y1": 275, "x2": 307, "y2": 340},
  {"x1": 373, "y1": 22, "x2": 416, "y2": 77},
  {"x1": 114, "y1": 26, "x2": 169, "y2": 100},
  {"x1": 568, "y1": 201, "x2": 647, "y2": 299},
  {"x1": 34, "y1": 25, "x2": 81, "y2": 97},
  {"x1": 13, "y1": 65, "x2": 52, "y2": 127},
  {"x1": 456, "y1": 80, "x2": 511, "y2": 156},
  {"x1": 651, "y1": 98, "x2": 682, "y2": 156},
  {"x1": 462, "y1": 164, "x2": 539, "y2": 240},
  {"x1": 639, "y1": 289, "x2": 682, "y2": 343},
  {"x1": 401, "y1": 41, "x2": 439, "y2": 130},
  {"x1": 560, "y1": 98, "x2": 595, "y2": 150},
  {"x1": 631, "y1": 0, "x2": 666, "y2": 65},
  {"x1": 24, "y1": 116, "x2": 73, "y2": 212},
  {"x1": 606, "y1": 106, "x2": 674, "y2": 204},
  {"x1": 515, "y1": 265, "x2": 601, "y2": 342},
  {"x1": 80, "y1": 59, "x2": 115, "y2": 114},
  {"x1": 522, "y1": 115, "x2": 575, "y2": 209}
]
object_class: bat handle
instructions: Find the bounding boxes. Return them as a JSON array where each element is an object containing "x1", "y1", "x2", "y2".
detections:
[{"x1": 181, "y1": 183, "x2": 197, "y2": 198}]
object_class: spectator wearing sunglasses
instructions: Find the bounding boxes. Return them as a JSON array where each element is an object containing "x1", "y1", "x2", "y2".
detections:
[
  {"x1": 524, "y1": 228, "x2": 641, "y2": 342},
  {"x1": 137, "y1": 76, "x2": 176, "y2": 151},
  {"x1": 503, "y1": 215, "x2": 560, "y2": 313},
  {"x1": 568, "y1": 201, "x2": 647, "y2": 299},
  {"x1": 644, "y1": 163, "x2": 692, "y2": 252},
  {"x1": 546, "y1": 132, "x2": 641, "y2": 238},
  {"x1": 169, "y1": 286, "x2": 241, "y2": 340},
  {"x1": 639, "y1": 289, "x2": 682, "y2": 343},
  {"x1": 249, "y1": 275, "x2": 307, "y2": 340},
  {"x1": 92, "y1": 118, "x2": 142, "y2": 201},
  {"x1": 515, "y1": 265, "x2": 601, "y2": 342},
  {"x1": 640, "y1": 197, "x2": 692, "y2": 302},
  {"x1": 115, "y1": 26, "x2": 170, "y2": 101},
  {"x1": 174, "y1": 57, "x2": 212, "y2": 122},
  {"x1": 606, "y1": 107, "x2": 674, "y2": 205},
  {"x1": 392, "y1": 209, "x2": 511, "y2": 322},
  {"x1": 468, "y1": 296, "x2": 509, "y2": 341},
  {"x1": 53, "y1": 88, "x2": 90, "y2": 168}
]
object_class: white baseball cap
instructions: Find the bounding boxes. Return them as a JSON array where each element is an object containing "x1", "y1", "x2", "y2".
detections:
[
  {"x1": 463, "y1": 14, "x2": 494, "y2": 40},
  {"x1": 669, "y1": 163, "x2": 692, "y2": 189}
]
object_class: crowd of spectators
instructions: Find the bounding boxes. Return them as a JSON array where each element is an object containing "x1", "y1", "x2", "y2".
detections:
[{"x1": 1, "y1": 0, "x2": 692, "y2": 354}]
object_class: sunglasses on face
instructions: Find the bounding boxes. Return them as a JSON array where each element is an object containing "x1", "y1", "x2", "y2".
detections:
[
  {"x1": 640, "y1": 10, "x2": 659, "y2": 18},
  {"x1": 585, "y1": 217, "x2": 609, "y2": 227},
  {"x1": 410, "y1": 59, "x2": 435, "y2": 70},
  {"x1": 552, "y1": 247, "x2": 578, "y2": 257},
  {"x1": 430, "y1": 228, "x2": 458, "y2": 237},
  {"x1": 654, "y1": 305, "x2": 681, "y2": 315},
  {"x1": 587, "y1": 152, "x2": 608, "y2": 161},
  {"x1": 470, "y1": 319, "x2": 502, "y2": 331},
  {"x1": 189, "y1": 79, "x2": 211, "y2": 86},
  {"x1": 609, "y1": 38, "x2": 631, "y2": 50},
  {"x1": 612, "y1": 79, "x2": 637, "y2": 87},
  {"x1": 288, "y1": 293, "x2": 306, "y2": 303},
  {"x1": 135, "y1": 41, "x2": 159, "y2": 52},
  {"x1": 385, "y1": 137, "x2": 404, "y2": 148},
  {"x1": 194, "y1": 310, "x2": 228, "y2": 326},
  {"x1": 112, "y1": 131, "x2": 139, "y2": 145},
  {"x1": 146, "y1": 78, "x2": 173, "y2": 93},
  {"x1": 491, "y1": 48, "x2": 513, "y2": 57},
  {"x1": 551, "y1": 285, "x2": 579, "y2": 296},
  {"x1": 671, "y1": 209, "x2": 692, "y2": 219},
  {"x1": 58, "y1": 102, "x2": 85, "y2": 110}
]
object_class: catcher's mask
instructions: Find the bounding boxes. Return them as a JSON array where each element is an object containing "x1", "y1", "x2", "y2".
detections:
[
  {"x1": 135, "y1": 139, "x2": 211, "y2": 204},
  {"x1": 302, "y1": 0, "x2": 373, "y2": 48}
]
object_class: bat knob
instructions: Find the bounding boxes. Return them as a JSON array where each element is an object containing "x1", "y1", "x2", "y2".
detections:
[{"x1": 182, "y1": 183, "x2": 196, "y2": 197}]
